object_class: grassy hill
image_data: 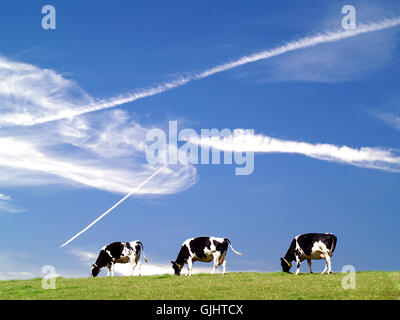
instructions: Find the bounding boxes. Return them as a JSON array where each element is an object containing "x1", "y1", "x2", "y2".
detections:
[{"x1": 0, "y1": 271, "x2": 399, "y2": 300}]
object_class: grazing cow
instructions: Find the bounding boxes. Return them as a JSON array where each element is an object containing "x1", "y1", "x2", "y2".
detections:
[
  {"x1": 171, "y1": 236, "x2": 242, "y2": 276},
  {"x1": 91, "y1": 241, "x2": 148, "y2": 277},
  {"x1": 280, "y1": 233, "x2": 337, "y2": 275}
]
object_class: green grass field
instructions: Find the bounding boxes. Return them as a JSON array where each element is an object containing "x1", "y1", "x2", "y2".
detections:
[{"x1": 0, "y1": 271, "x2": 399, "y2": 300}]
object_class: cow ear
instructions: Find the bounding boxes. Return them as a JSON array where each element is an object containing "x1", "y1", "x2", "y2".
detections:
[
  {"x1": 280, "y1": 257, "x2": 284, "y2": 262},
  {"x1": 171, "y1": 261, "x2": 174, "y2": 264}
]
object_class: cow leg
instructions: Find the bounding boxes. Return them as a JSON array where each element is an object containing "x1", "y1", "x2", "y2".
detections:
[
  {"x1": 321, "y1": 252, "x2": 332, "y2": 274},
  {"x1": 128, "y1": 255, "x2": 139, "y2": 276},
  {"x1": 295, "y1": 255, "x2": 301, "y2": 275},
  {"x1": 213, "y1": 252, "x2": 223, "y2": 275},
  {"x1": 187, "y1": 258, "x2": 193, "y2": 276},
  {"x1": 212, "y1": 254, "x2": 220, "y2": 275},
  {"x1": 295, "y1": 262, "x2": 301, "y2": 275},
  {"x1": 322, "y1": 261, "x2": 328, "y2": 274},
  {"x1": 106, "y1": 263, "x2": 114, "y2": 277},
  {"x1": 130, "y1": 262, "x2": 136, "y2": 276},
  {"x1": 321, "y1": 256, "x2": 329, "y2": 274},
  {"x1": 326, "y1": 255, "x2": 332, "y2": 274},
  {"x1": 307, "y1": 259, "x2": 313, "y2": 273},
  {"x1": 328, "y1": 261, "x2": 332, "y2": 274},
  {"x1": 137, "y1": 260, "x2": 142, "y2": 276},
  {"x1": 222, "y1": 259, "x2": 227, "y2": 275}
]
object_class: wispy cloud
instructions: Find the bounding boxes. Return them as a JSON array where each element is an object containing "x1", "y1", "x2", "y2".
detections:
[
  {"x1": 260, "y1": 2, "x2": 400, "y2": 84},
  {"x1": 0, "y1": 54, "x2": 197, "y2": 196},
  {"x1": 188, "y1": 130, "x2": 400, "y2": 172},
  {"x1": 0, "y1": 252, "x2": 85, "y2": 280},
  {"x1": 192, "y1": 18, "x2": 400, "y2": 80},
  {"x1": 0, "y1": 193, "x2": 26, "y2": 213},
  {"x1": 1, "y1": 18, "x2": 399, "y2": 127},
  {"x1": 0, "y1": 193, "x2": 10, "y2": 201},
  {"x1": 68, "y1": 248, "x2": 97, "y2": 262},
  {"x1": 0, "y1": 55, "x2": 94, "y2": 127},
  {"x1": 0, "y1": 72, "x2": 196, "y2": 195},
  {"x1": 67, "y1": 248, "x2": 224, "y2": 276},
  {"x1": 372, "y1": 111, "x2": 400, "y2": 131},
  {"x1": 1, "y1": 18, "x2": 399, "y2": 198},
  {"x1": 112, "y1": 262, "x2": 216, "y2": 276},
  {"x1": 256, "y1": 29, "x2": 398, "y2": 83},
  {"x1": 0, "y1": 134, "x2": 195, "y2": 195}
]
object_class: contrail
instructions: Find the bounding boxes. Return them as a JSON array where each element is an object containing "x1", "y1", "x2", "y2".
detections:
[
  {"x1": 60, "y1": 165, "x2": 167, "y2": 247},
  {"x1": 192, "y1": 18, "x2": 400, "y2": 79},
  {"x1": 188, "y1": 130, "x2": 400, "y2": 172},
  {"x1": 67, "y1": 18, "x2": 400, "y2": 114},
  {"x1": 6, "y1": 17, "x2": 400, "y2": 127}
]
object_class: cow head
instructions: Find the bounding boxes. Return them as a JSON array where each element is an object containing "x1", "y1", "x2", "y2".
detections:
[
  {"x1": 280, "y1": 257, "x2": 292, "y2": 273},
  {"x1": 91, "y1": 264, "x2": 101, "y2": 277},
  {"x1": 171, "y1": 261, "x2": 183, "y2": 276}
]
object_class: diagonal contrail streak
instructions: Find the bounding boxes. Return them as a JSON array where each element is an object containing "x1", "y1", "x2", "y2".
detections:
[
  {"x1": 6, "y1": 18, "x2": 400, "y2": 127},
  {"x1": 59, "y1": 165, "x2": 167, "y2": 247},
  {"x1": 192, "y1": 18, "x2": 400, "y2": 79}
]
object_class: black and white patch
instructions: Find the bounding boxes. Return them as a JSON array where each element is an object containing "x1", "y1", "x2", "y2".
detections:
[
  {"x1": 91, "y1": 241, "x2": 148, "y2": 277},
  {"x1": 280, "y1": 233, "x2": 337, "y2": 275},
  {"x1": 171, "y1": 236, "x2": 242, "y2": 276}
]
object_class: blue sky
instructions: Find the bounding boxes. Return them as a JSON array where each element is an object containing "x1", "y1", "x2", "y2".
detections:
[{"x1": 1, "y1": 0, "x2": 400, "y2": 279}]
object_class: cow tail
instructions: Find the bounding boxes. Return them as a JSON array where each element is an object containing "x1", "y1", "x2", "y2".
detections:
[
  {"x1": 225, "y1": 239, "x2": 242, "y2": 256},
  {"x1": 331, "y1": 234, "x2": 337, "y2": 253},
  {"x1": 137, "y1": 241, "x2": 149, "y2": 263}
]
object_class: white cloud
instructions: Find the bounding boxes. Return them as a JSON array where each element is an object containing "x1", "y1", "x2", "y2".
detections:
[
  {"x1": 0, "y1": 55, "x2": 189, "y2": 126},
  {"x1": 1, "y1": 18, "x2": 400, "y2": 127},
  {"x1": 0, "y1": 18, "x2": 399, "y2": 202},
  {"x1": 0, "y1": 249, "x2": 245, "y2": 280},
  {"x1": 66, "y1": 248, "x2": 215, "y2": 276},
  {"x1": 112, "y1": 262, "x2": 216, "y2": 276},
  {"x1": 258, "y1": 30, "x2": 399, "y2": 83},
  {"x1": 192, "y1": 18, "x2": 400, "y2": 80},
  {"x1": 261, "y1": 3, "x2": 400, "y2": 84},
  {"x1": 0, "y1": 193, "x2": 25, "y2": 213},
  {"x1": 0, "y1": 252, "x2": 86, "y2": 280},
  {"x1": 67, "y1": 248, "x2": 97, "y2": 263},
  {"x1": 0, "y1": 55, "x2": 94, "y2": 127},
  {"x1": 0, "y1": 135, "x2": 196, "y2": 195},
  {"x1": 188, "y1": 130, "x2": 400, "y2": 172},
  {"x1": 372, "y1": 111, "x2": 400, "y2": 131},
  {"x1": 0, "y1": 271, "x2": 36, "y2": 281},
  {"x1": 0, "y1": 54, "x2": 197, "y2": 196},
  {"x1": 0, "y1": 193, "x2": 10, "y2": 201}
]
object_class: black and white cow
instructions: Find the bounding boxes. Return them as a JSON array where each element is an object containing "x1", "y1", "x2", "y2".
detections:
[
  {"x1": 280, "y1": 233, "x2": 337, "y2": 275},
  {"x1": 91, "y1": 241, "x2": 148, "y2": 277},
  {"x1": 171, "y1": 237, "x2": 242, "y2": 276}
]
